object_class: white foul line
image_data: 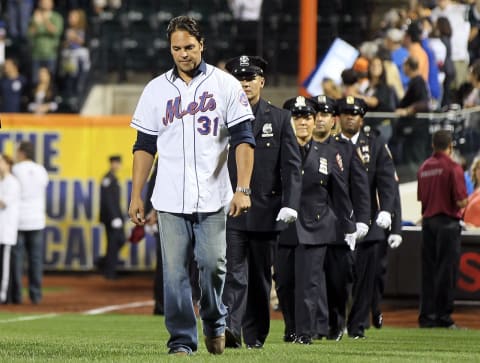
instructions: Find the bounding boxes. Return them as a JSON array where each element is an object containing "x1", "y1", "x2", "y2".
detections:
[
  {"x1": 82, "y1": 300, "x2": 154, "y2": 315},
  {"x1": 0, "y1": 300, "x2": 155, "y2": 323},
  {"x1": 0, "y1": 313, "x2": 59, "y2": 323}
]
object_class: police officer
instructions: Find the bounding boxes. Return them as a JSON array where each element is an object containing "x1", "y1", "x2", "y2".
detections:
[
  {"x1": 311, "y1": 95, "x2": 371, "y2": 340},
  {"x1": 337, "y1": 97, "x2": 398, "y2": 339},
  {"x1": 98, "y1": 155, "x2": 125, "y2": 280},
  {"x1": 275, "y1": 96, "x2": 356, "y2": 345},
  {"x1": 223, "y1": 55, "x2": 302, "y2": 349}
]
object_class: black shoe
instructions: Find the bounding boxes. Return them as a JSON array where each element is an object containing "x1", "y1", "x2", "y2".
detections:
[
  {"x1": 312, "y1": 334, "x2": 325, "y2": 340},
  {"x1": 225, "y1": 327, "x2": 242, "y2": 348},
  {"x1": 283, "y1": 332, "x2": 296, "y2": 342},
  {"x1": 294, "y1": 335, "x2": 312, "y2": 345},
  {"x1": 246, "y1": 341, "x2": 263, "y2": 349},
  {"x1": 372, "y1": 313, "x2": 383, "y2": 329},
  {"x1": 327, "y1": 330, "x2": 343, "y2": 341}
]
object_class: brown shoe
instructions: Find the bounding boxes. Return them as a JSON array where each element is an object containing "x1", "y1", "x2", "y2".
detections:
[{"x1": 204, "y1": 334, "x2": 225, "y2": 354}]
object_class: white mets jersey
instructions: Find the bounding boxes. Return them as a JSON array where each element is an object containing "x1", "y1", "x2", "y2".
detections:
[{"x1": 131, "y1": 62, "x2": 254, "y2": 214}]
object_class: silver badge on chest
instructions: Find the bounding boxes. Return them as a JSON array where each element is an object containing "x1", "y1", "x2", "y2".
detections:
[
  {"x1": 262, "y1": 123, "x2": 274, "y2": 137},
  {"x1": 319, "y1": 157, "x2": 328, "y2": 175}
]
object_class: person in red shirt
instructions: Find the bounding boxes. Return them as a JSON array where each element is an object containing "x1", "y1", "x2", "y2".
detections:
[{"x1": 417, "y1": 130, "x2": 468, "y2": 329}]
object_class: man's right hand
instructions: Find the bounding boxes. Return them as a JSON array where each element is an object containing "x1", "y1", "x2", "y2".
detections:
[{"x1": 129, "y1": 197, "x2": 146, "y2": 226}]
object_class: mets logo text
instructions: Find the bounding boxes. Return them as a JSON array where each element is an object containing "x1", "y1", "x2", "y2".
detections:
[{"x1": 162, "y1": 91, "x2": 217, "y2": 126}]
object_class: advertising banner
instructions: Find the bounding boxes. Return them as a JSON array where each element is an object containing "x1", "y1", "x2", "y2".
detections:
[{"x1": 1, "y1": 114, "x2": 157, "y2": 271}]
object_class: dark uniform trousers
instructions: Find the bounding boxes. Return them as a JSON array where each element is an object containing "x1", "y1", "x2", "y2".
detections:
[
  {"x1": 419, "y1": 214, "x2": 461, "y2": 327},
  {"x1": 324, "y1": 245, "x2": 355, "y2": 335},
  {"x1": 224, "y1": 230, "x2": 277, "y2": 345},
  {"x1": 346, "y1": 131, "x2": 396, "y2": 337},
  {"x1": 224, "y1": 98, "x2": 302, "y2": 346},
  {"x1": 321, "y1": 136, "x2": 370, "y2": 337},
  {"x1": 347, "y1": 240, "x2": 379, "y2": 335},
  {"x1": 276, "y1": 244, "x2": 327, "y2": 337},
  {"x1": 371, "y1": 240, "x2": 388, "y2": 320},
  {"x1": 104, "y1": 227, "x2": 125, "y2": 279}
]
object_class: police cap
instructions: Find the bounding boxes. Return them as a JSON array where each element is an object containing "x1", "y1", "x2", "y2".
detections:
[
  {"x1": 337, "y1": 96, "x2": 367, "y2": 117},
  {"x1": 312, "y1": 95, "x2": 336, "y2": 115},
  {"x1": 283, "y1": 96, "x2": 318, "y2": 116},
  {"x1": 225, "y1": 55, "x2": 267, "y2": 78}
]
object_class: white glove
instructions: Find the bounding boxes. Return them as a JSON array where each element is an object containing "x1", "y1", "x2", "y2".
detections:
[
  {"x1": 111, "y1": 218, "x2": 123, "y2": 229},
  {"x1": 344, "y1": 232, "x2": 357, "y2": 251},
  {"x1": 355, "y1": 222, "x2": 369, "y2": 240},
  {"x1": 276, "y1": 207, "x2": 298, "y2": 223},
  {"x1": 376, "y1": 211, "x2": 392, "y2": 229},
  {"x1": 387, "y1": 234, "x2": 402, "y2": 249}
]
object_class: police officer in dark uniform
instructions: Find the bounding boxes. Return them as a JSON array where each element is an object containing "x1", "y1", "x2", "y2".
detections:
[
  {"x1": 311, "y1": 95, "x2": 371, "y2": 341},
  {"x1": 98, "y1": 155, "x2": 125, "y2": 279},
  {"x1": 337, "y1": 97, "x2": 398, "y2": 339},
  {"x1": 223, "y1": 55, "x2": 302, "y2": 349},
  {"x1": 275, "y1": 96, "x2": 356, "y2": 345}
]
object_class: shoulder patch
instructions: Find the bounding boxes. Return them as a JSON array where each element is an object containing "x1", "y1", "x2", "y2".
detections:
[{"x1": 336, "y1": 153, "x2": 344, "y2": 171}]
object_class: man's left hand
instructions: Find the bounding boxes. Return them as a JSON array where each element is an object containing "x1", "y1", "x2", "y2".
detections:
[{"x1": 229, "y1": 192, "x2": 251, "y2": 217}]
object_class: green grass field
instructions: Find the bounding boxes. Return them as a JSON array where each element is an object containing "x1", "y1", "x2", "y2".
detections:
[{"x1": 0, "y1": 312, "x2": 479, "y2": 362}]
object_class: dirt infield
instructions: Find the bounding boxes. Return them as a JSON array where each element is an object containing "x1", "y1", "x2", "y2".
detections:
[{"x1": 2, "y1": 273, "x2": 480, "y2": 330}]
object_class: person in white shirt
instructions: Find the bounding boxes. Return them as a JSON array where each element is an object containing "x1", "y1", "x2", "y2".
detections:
[
  {"x1": 0, "y1": 154, "x2": 21, "y2": 303},
  {"x1": 431, "y1": 0, "x2": 471, "y2": 89},
  {"x1": 11, "y1": 141, "x2": 49, "y2": 304},
  {"x1": 128, "y1": 16, "x2": 255, "y2": 356}
]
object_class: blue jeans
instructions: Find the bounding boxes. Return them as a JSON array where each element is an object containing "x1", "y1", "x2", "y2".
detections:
[
  {"x1": 11, "y1": 230, "x2": 44, "y2": 304},
  {"x1": 158, "y1": 209, "x2": 227, "y2": 354}
]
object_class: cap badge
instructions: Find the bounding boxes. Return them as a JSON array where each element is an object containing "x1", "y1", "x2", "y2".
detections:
[
  {"x1": 295, "y1": 96, "x2": 307, "y2": 107},
  {"x1": 346, "y1": 96, "x2": 355, "y2": 104},
  {"x1": 319, "y1": 95, "x2": 326, "y2": 103},
  {"x1": 239, "y1": 55, "x2": 250, "y2": 67}
]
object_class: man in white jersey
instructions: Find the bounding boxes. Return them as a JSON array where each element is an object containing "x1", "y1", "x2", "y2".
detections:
[
  {"x1": 11, "y1": 141, "x2": 49, "y2": 304},
  {"x1": 128, "y1": 16, "x2": 255, "y2": 356}
]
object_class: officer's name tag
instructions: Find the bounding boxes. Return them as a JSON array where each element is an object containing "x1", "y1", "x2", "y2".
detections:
[{"x1": 319, "y1": 157, "x2": 328, "y2": 174}]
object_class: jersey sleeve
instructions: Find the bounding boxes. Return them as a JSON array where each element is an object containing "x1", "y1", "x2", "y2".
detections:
[
  {"x1": 130, "y1": 81, "x2": 160, "y2": 136},
  {"x1": 224, "y1": 76, "x2": 254, "y2": 129}
]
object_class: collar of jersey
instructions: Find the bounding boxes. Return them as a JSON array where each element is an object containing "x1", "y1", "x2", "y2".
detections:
[{"x1": 171, "y1": 60, "x2": 207, "y2": 81}]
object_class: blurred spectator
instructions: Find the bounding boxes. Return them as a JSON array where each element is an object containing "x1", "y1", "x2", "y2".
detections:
[
  {"x1": 384, "y1": 27, "x2": 409, "y2": 93},
  {"x1": 377, "y1": 46, "x2": 404, "y2": 102},
  {"x1": 28, "y1": 0, "x2": 64, "y2": 84},
  {"x1": 431, "y1": 0, "x2": 471, "y2": 89},
  {"x1": 0, "y1": 20, "x2": 6, "y2": 66},
  {"x1": 0, "y1": 154, "x2": 21, "y2": 304},
  {"x1": 397, "y1": 56, "x2": 430, "y2": 115},
  {"x1": 93, "y1": 0, "x2": 122, "y2": 15},
  {"x1": 341, "y1": 67, "x2": 360, "y2": 97},
  {"x1": 353, "y1": 55, "x2": 370, "y2": 94},
  {"x1": 395, "y1": 56, "x2": 430, "y2": 172},
  {"x1": 59, "y1": 8, "x2": 90, "y2": 111},
  {"x1": 463, "y1": 59, "x2": 480, "y2": 107},
  {"x1": 468, "y1": 0, "x2": 480, "y2": 65},
  {"x1": 420, "y1": 17, "x2": 441, "y2": 107},
  {"x1": 435, "y1": 17, "x2": 456, "y2": 107},
  {"x1": 228, "y1": 0, "x2": 263, "y2": 55},
  {"x1": 321, "y1": 77, "x2": 343, "y2": 100},
  {"x1": 464, "y1": 156, "x2": 480, "y2": 227},
  {"x1": 11, "y1": 141, "x2": 49, "y2": 305},
  {"x1": 404, "y1": 20, "x2": 429, "y2": 83},
  {"x1": 364, "y1": 55, "x2": 398, "y2": 112},
  {"x1": 6, "y1": 0, "x2": 34, "y2": 43},
  {"x1": 0, "y1": 57, "x2": 27, "y2": 112},
  {"x1": 27, "y1": 66, "x2": 58, "y2": 114}
]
